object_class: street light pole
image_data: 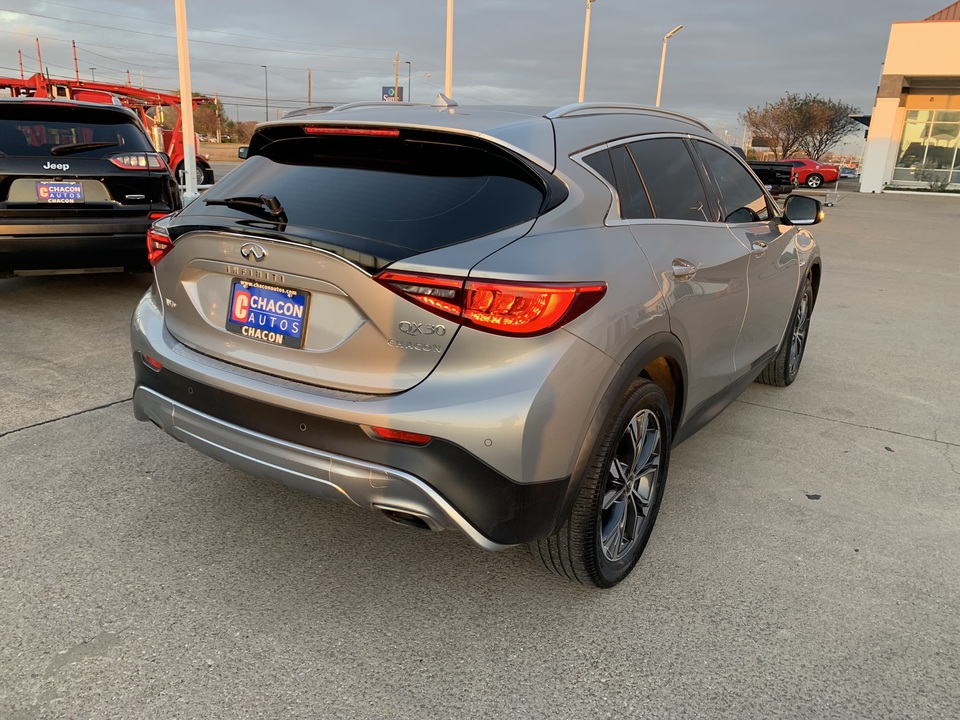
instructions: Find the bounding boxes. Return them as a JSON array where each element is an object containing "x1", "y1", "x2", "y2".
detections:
[
  {"x1": 405, "y1": 61, "x2": 411, "y2": 102},
  {"x1": 261, "y1": 65, "x2": 268, "y2": 121},
  {"x1": 578, "y1": 0, "x2": 598, "y2": 103},
  {"x1": 445, "y1": 0, "x2": 454, "y2": 97},
  {"x1": 656, "y1": 25, "x2": 683, "y2": 108},
  {"x1": 89, "y1": 67, "x2": 96, "y2": 81}
]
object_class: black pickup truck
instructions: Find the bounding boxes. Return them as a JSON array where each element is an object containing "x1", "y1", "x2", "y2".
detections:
[{"x1": 732, "y1": 147, "x2": 796, "y2": 196}]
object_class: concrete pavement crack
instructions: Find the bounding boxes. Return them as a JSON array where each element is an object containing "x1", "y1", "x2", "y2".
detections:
[
  {"x1": 734, "y1": 398, "x2": 960, "y2": 449},
  {"x1": 0, "y1": 398, "x2": 131, "y2": 440}
]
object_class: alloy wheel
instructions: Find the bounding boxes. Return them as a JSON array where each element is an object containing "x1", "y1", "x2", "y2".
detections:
[
  {"x1": 599, "y1": 409, "x2": 662, "y2": 562},
  {"x1": 788, "y1": 291, "x2": 810, "y2": 377}
]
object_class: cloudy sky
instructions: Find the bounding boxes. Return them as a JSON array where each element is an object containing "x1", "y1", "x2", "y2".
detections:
[{"x1": 0, "y1": 0, "x2": 952, "y2": 151}]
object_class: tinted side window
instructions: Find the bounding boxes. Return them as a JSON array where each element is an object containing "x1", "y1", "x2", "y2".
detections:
[
  {"x1": 627, "y1": 138, "x2": 710, "y2": 222},
  {"x1": 583, "y1": 147, "x2": 653, "y2": 219},
  {"x1": 695, "y1": 141, "x2": 771, "y2": 223},
  {"x1": 609, "y1": 145, "x2": 653, "y2": 219},
  {"x1": 583, "y1": 148, "x2": 617, "y2": 187}
]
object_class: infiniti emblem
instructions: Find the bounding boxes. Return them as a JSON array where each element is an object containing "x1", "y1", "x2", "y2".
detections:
[{"x1": 240, "y1": 242, "x2": 267, "y2": 261}]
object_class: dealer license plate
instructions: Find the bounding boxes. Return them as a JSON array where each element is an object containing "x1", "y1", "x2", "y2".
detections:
[
  {"x1": 36, "y1": 181, "x2": 84, "y2": 203},
  {"x1": 225, "y1": 279, "x2": 309, "y2": 349}
]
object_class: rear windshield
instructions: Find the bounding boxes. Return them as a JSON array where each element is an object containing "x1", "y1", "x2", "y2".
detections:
[
  {"x1": 194, "y1": 128, "x2": 548, "y2": 253},
  {"x1": 0, "y1": 103, "x2": 152, "y2": 158}
]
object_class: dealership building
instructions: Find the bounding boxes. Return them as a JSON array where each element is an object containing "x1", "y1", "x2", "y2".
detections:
[{"x1": 860, "y1": 2, "x2": 960, "y2": 192}]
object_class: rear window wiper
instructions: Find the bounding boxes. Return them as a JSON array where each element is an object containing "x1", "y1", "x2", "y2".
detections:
[
  {"x1": 204, "y1": 194, "x2": 287, "y2": 221},
  {"x1": 50, "y1": 141, "x2": 120, "y2": 156}
]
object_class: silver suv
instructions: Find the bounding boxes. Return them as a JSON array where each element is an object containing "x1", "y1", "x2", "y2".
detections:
[{"x1": 131, "y1": 100, "x2": 822, "y2": 587}]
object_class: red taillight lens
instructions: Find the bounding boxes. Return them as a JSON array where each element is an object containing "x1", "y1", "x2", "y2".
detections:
[
  {"x1": 376, "y1": 271, "x2": 606, "y2": 337},
  {"x1": 304, "y1": 126, "x2": 400, "y2": 137},
  {"x1": 146, "y1": 226, "x2": 173, "y2": 266},
  {"x1": 110, "y1": 152, "x2": 165, "y2": 170},
  {"x1": 463, "y1": 280, "x2": 606, "y2": 335},
  {"x1": 370, "y1": 426, "x2": 432, "y2": 446}
]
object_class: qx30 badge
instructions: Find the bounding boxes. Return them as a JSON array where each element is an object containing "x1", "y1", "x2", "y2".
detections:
[
  {"x1": 399, "y1": 321, "x2": 446, "y2": 336},
  {"x1": 240, "y1": 242, "x2": 267, "y2": 261}
]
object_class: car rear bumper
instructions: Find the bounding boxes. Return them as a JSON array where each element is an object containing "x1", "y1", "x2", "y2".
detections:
[
  {"x1": 0, "y1": 219, "x2": 152, "y2": 271},
  {"x1": 134, "y1": 384, "x2": 519, "y2": 550}
]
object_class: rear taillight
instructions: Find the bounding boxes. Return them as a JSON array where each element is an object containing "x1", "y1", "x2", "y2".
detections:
[
  {"x1": 110, "y1": 152, "x2": 165, "y2": 170},
  {"x1": 376, "y1": 271, "x2": 606, "y2": 337},
  {"x1": 146, "y1": 225, "x2": 173, "y2": 266}
]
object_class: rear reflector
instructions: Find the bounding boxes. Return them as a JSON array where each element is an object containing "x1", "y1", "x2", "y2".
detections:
[
  {"x1": 376, "y1": 271, "x2": 607, "y2": 337},
  {"x1": 370, "y1": 426, "x2": 432, "y2": 446},
  {"x1": 146, "y1": 226, "x2": 173, "y2": 266},
  {"x1": 148, "y1": 212, "x2": 169, "y2": 221},
  {"x1": 304, "y1": 126, "x2": 400, "y2": 137},
  {"x1": 142, "y1": 354, "x2": 163, "y2": 372}
]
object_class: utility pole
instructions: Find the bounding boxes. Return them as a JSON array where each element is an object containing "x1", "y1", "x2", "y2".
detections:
[
  {"x1": 307, "y1": 68, "x2": 312, "y2": 105},
  {"x1": 445, "y1": 0, "x2": 454, "y2": 97},
  {"x1": 72, "y1": 41, "x2": 79, "y2": 81},
  {"x1": 578, "y1": 0, "x2": 597, "y2": 103},
  {"x1": 394, "y1": 52, "x2": 400, "y2": 101}
]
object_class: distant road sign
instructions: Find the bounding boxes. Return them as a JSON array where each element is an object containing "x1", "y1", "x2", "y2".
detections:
[{"x1": 381, "y1": 86, "x2": 404, "y2": 102}]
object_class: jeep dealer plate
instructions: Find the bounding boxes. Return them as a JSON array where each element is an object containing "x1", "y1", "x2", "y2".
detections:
[
  {"x1": 225, "y1": 279, "x2": 309, "y2": 349},
  {"x1": 36, "y1": 181, "x2": 83, "y2": 203}
]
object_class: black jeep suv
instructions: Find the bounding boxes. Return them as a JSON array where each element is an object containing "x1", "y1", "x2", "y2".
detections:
[{"x1": 0, "y1": 97, "x2": 181, "y2": 274}]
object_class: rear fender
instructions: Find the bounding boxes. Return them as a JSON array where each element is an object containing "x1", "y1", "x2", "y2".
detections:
[{"x1": 550, "y1": 331, "x2": 687, "y2": 535}]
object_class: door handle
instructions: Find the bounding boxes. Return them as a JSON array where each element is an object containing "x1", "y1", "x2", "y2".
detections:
[
  {"x1": 751, "y1": 240, "x2": 768, "y2": 255},
  {"x1": 672, "y1": 259, "x2": 697, "y2": 280}
]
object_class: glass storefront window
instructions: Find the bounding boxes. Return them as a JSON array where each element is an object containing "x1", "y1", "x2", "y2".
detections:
[
  {"x1": 896, "y1": 122, "x2": 930, "y2": 168},
  {"x1": 896, "y1": 110, "x2": 960, "y2": 185}
]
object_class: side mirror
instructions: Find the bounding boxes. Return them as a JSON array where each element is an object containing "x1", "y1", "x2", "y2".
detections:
[
  {"x1": 238, "y1": 146, "x2": 249, "y2": 160},
  {"x1": 782, "y1": 194, "x2": 824, "y2": 226}
]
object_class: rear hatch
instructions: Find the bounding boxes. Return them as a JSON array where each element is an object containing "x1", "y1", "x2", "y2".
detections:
[
  {"x1": 155, "y1": 123, "x2": 557, "y2": 393},
  {"x1": 0, "y1": 101, "x2": 172, "y2": 225}
]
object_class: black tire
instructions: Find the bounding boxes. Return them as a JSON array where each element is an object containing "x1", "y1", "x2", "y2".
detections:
[
  {"x1": 200, "y1": 163, "x2": 215, "y2": 185},
  {"x1": 176, "y1": 162, "x2": 212, "y2": 186},
  {"x1": 530, "y1": 379, "x2": 672, "y2": 588},
  {"x1": 806, "y1": 173, "x2": 823, "y2": 188},
  {"x1": 757, "y1": 275, "x2": 813, "y2": 387}
]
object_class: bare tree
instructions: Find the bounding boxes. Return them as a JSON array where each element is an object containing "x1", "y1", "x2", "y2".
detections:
[
  {"x1": 740, "y1": 93, "x2": 860, "y2": 160},
  {"x1": 739, "y1": 93, "x2": 807, "y2": 160},
  {"x1": 797, "y1": 95, "x2": 861, "y2": 160}
]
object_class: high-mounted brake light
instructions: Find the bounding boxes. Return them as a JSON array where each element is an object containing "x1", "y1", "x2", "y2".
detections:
[
  {"x1": 146, "y1": 226, "x2": 173, "y2": 266},
  {"x1": 303, "y1": 126, "x2": 400, "y2": 137},
  {"x1": 376, "y1": 271, "x2": 607, "y2": 337},
  {"x1": 110, "y1": 152, "x2": 165, "y2": 170}
]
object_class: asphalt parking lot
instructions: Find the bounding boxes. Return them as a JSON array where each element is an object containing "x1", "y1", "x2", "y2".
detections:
[{"x1": 2, "y1": 190, "x2": 959, "y2": 719}]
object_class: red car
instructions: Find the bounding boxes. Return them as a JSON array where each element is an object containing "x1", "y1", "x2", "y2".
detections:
[{"x1": 781, "y1": 158, "x2": 840, "y2": 188}]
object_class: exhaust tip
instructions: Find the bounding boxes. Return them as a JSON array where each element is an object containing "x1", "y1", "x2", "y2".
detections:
[{"x1": 375, "y1": 506, "x2": 440, "y2": 532}]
